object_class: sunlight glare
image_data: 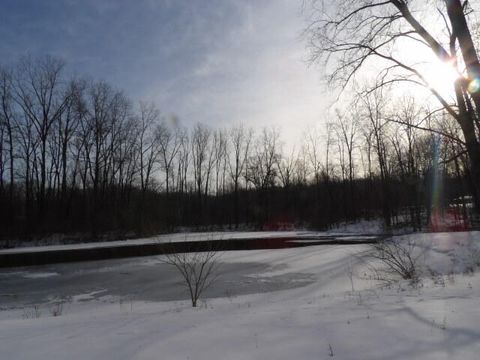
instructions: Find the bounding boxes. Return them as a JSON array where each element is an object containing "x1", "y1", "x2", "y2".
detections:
[{"x1": 422, "y1": 59, "x2": 460, "y2": 96}]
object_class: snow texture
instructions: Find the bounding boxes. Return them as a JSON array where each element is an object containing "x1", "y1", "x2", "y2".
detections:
[{"x1": 1, "y1": 231, "x2": 480, "y2": 359}]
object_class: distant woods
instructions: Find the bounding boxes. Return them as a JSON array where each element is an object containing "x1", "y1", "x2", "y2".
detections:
[{"x1": 0, "y1": 56, "x2": 474, "y2": 242}]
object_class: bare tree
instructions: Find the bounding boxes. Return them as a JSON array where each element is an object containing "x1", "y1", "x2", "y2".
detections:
[
  {"x1": 0, "y1": 117, "x2": 5, "y2": 194},
  {"x1": 276, "y1": 145, "x2": 297, "y2": 188},
  {"x1": 78, "y1": 81, "x2": 135, "y2": 234},
  {"x1": 162, "y1": 242, "x2": 221, "y2": 307},
  {"x1": 389, "y1": 96, "x2": 423, "y2": 228},
  {"x1": 293, "y1": 143, "x2": 309, "y2": 185},
  {"x1": 0, "y1": 67, "x2": 16, "y2": 224},
  {"x1": 13, "y1": 56, "x2": 69, "y2": 226},
  {"x1": 175, "y1": 128, "x2": 189, "y2": 194},
  {"x1": 246, "y1": 127, "x2": 280, "y2": 190},
  {"x1": 213, "y1": 129, "x2": 228, "y2": 196},
  {"x1": 157, "y1": 117, "x2": 182, "y2": 195},
  {"x1": 15, "y1": 105, "x2": 38, "y2": 230},
  {"x1": 228, "y1": 124, "x2": 252, "y2": 229},
  {"x1": 306, "y1": 0, "x2": 480, "y2": 210},
  {"x1": 137, "y1": 102, "x2": 161, "y2": 193},
  {"x1": 360, "y1": 88, "x2": 393, "y2": 227},
  {"x1": 305, "y1": 125, "x2": 323, "y2": 185},
  {"x1": 203, "y1": 130, "x2": 216, "y2": 197},
  {"x1": 191, "y1": 123, "x2": 211, "y2": 200},
  {"x1": 334, "y1": 110, "x2": 359, "y2": 219}
]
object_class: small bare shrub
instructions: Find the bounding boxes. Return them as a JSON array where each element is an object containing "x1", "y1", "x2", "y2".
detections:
[
  {"x1": 50, "y1": 302, "x2": 63, "y2": 316},
  {"x1": 371, "y1": 238, "x2": 422, "y2": 283},
  {"x1": 162, "y1": 241, "x2": 221, "y2": 307},
  {"x1": 453, "y1": 244, "x2": 480, "y2": 274},
  {"x1": 22, "y1": 305, "x2": 41, "y2": 319}
]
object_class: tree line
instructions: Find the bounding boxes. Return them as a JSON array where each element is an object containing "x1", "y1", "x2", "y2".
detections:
[{"x1": 0, "y1": 56, "x2": 473, "y2": 243}]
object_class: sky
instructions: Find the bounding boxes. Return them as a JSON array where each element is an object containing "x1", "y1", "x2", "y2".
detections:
[{"x1": 0, "y1": 0, "x2": 331, "y2": 145}]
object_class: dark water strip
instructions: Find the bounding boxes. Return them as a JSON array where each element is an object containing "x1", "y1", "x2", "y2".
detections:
[{"x1": 0, "y1": 236, "x2": 382, "y2": 268}]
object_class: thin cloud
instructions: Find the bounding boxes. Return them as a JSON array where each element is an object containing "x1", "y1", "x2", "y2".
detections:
[{"x1": 0, "y1": 0, "x2": 330, "y2": 144}]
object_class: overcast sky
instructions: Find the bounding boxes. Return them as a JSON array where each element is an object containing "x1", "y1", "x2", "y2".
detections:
[{"x1": 0, "y1": 0, "x2": 331, "y2": 145}]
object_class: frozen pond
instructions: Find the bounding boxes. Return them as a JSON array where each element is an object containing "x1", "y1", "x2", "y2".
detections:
[{"x1": 0, "y1": 254, "x2": 316, "y2": 309}]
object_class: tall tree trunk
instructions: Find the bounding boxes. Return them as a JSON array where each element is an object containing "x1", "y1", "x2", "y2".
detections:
[{"x1": 447, "y1": 0, "x2": 480, "y2": 210}]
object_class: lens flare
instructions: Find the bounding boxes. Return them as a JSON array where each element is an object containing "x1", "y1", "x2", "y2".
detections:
[
  {"x1": 431, "y1": 135, "x2": 443, "y2": 211},
  {"x1": 468, "y1": 77, "x2": 480, "y2": 93},
  {"x1": 429, "y1": 135, "x2": 445, "y2": 232}
]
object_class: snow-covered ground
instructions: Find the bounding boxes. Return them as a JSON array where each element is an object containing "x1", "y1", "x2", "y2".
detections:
[{"x1": 1, "y1": 231, "x2": 480, "y2": 359}]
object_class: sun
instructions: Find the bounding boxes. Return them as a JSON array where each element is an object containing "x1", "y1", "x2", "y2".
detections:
[{"x1": 420, "y1": 58, "x2": 461, "y2": 98}]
